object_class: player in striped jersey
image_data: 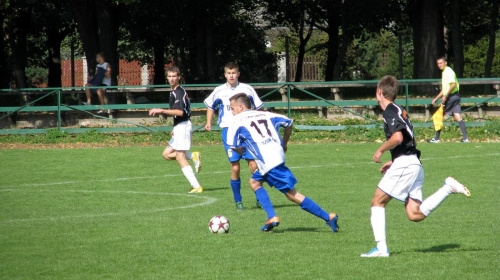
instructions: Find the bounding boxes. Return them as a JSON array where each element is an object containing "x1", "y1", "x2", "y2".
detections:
[{"x1": 227, "y1": 93, "x2": 339, "y2": 232}]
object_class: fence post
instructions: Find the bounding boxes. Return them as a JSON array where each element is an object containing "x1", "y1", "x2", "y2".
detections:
[
  {"x1": 57, "y1": 89, "x2": 62, "y2": 131},
  {"x1": 287, "y1": 84, "x2": 291, "y2": 117}
]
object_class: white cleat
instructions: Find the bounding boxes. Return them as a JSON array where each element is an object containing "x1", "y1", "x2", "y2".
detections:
[
  {"x1": 445, "y1": 177, "x2": 471, "y2": 197},
  {"x1": 192, "y1": 151, "x2": 202, "y2": 173},
  {"x1": 360, "y1": 247, "x2": 390, "y2": 257}
]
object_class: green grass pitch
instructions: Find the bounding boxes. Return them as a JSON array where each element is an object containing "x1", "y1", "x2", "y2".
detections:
[{"x1": 1, "y1": 142, "x2": 499, "y2": 279}]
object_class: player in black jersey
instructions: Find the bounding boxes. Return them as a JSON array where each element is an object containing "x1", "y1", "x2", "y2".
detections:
[{"x1": 361, "y1": 75, "x2": 471, "y2": 257}]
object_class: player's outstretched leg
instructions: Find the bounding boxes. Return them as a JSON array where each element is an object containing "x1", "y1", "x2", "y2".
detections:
[{"x1": 445, "y1": 177, "x2": 471, "y2": 197}]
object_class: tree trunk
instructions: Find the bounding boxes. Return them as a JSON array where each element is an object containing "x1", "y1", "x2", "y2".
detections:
[
  {"x1": 324, "y1": 13, "x2": 340, "y2": 81},
  {"x1": 153, "y1": 39, "x2": 165, "y2": 85},
  {"x1": 47, "y1": 26, "x2": 63, "y2": 88},
  {"x1": 294, "y1": 18, "x2": 313, "y2": 83},
  {"x1": 484, "y1": 0, "x2": 498, "y2": 79},
  {"x1": 9, "y1": 8, "x2": 30, "y2": 91},
  {"x1": 409, "y1": 0, "x2": 444, "y2": 79},
  {"x1": 68, "y1": 0, "x2": 99, "y2": 77},
  {"x1": 450, "y1": 0, "x2": 464, "y2": 77},
  {"x1": 95, "y1": 0, "x2": 120, "y2": 87},
  {"x1": 0, "y1": 11, "x2": 10, "y2": 89}
]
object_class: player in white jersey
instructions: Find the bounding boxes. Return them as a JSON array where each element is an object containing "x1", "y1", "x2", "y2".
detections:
[
  {"x1": 227, "y1": 93, "x2": 339, "y2": 232},
  {"x1": 204, "y1": 62, "x2": 263, "y2": 211}
]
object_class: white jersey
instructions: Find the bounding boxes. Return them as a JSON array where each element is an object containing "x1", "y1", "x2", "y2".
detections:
[
  {"x1": 97, "y1": 62, "x2": 111, "y2": 86},
  {"x1": 204, "y1": 82, "x2": 263, "y2": 128},
  {"x1": 227, "y1": 110, "x2": 293, "y2": 175}
]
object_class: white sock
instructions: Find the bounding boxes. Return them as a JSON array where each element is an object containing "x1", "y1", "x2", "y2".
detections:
[
  {"x1": 419, "y1": 185, "x2": 452, "y2": 216},
  {"x1": 185, "y1": 152, "x2": 193, "y2": 160},
  {"x1": 371, "y1": 206, "x2": 387, "y2": 251},
  {"x1": 181, "y1": 166, "x2": 200, "y2": 188}
]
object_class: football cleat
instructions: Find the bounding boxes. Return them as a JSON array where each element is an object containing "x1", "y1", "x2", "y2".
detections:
[
  {"x1": 427, "y1": 138, "x2": 440, "y2": 143},
  {"x1": 460, "y1": 139, "x2": 470, "y2": 143},
  {"x1": 236, "y1": 202, "x2": 245, "y2": 211},
  {"x1": 325, "y1": 213, "x2": 339, "y2": 233},
  {"x1": 188, "y1": 187, "x2": 203, "y2": 194},
  {"x1": 360, "y1": 247, "x2": 390, "y2": 257},
  {"x1": 261, "y1": 216, "x2": 280, "y2": 231},
  {"x1": 445, "y1": 177, "x2": 471, "y2": 197},
  {"x1": 192, "y1": 152, "x2": 202, "y2": 173}
]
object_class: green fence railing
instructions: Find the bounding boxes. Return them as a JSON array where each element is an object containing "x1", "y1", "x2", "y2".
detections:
[{"x1": 1, "y1": 78, "x2": 499, "y2": 134}]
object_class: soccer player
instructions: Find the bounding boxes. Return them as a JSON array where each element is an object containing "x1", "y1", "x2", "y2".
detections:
[
  {"x1": 204, "y1": 62, "x2": 263, "y2": 211},
  {"x1": 149, "y1": 66, "x2": 203, "y2": 194},
  {"x1": 361, "y1": 75, "x2": 471, "y2": 257},
  {"x1": 226, "y1": 93, "x2": 339, "y2": 232},
  {"x1": 428, "y1": 57, "x2": 469, "y2": 143}
]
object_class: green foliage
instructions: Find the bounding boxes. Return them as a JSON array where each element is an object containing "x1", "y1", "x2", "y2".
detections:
[
  {"x1": 484, "y1": 119, "x2": 500, "y2": 136},
  {"x1": 464, "y1": 33, "x2": 500, "y2": 78}
]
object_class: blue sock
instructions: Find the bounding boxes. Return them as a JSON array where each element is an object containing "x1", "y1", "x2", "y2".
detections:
[
  {"x1": 255, "y1": 188, "x2": 276, "y2": 220},
  {"x1": 231, "y1": 179, "x2": 242, "y2": 202},
  {"x1": 300, "y1": 197, "x2": 330, "y2": 221}
]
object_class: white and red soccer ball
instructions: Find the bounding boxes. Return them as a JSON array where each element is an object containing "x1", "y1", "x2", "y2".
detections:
[{"x1": 208, "y1": 215, "x2": 230, "y2": 234}]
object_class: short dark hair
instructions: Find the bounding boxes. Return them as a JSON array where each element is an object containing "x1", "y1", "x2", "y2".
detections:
[
  {"x1": 229, "y1": 93, "x2": 251, "y2": 109},
  {"x1": 377, "y1": 75, "x2": 399, "y2": 101},
  {"x1": 224, "y1": 62, "x2": 239, "y2": 72},
  {"x1": 437, "y1": 56, "x2": 447, "y2": 62},
  {"x1": 165, "y1": 66, "x2": 181, "y2": 76}
]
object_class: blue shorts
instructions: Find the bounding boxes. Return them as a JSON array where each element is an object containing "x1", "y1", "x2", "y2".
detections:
[
  {"x1": 222, "y1": 127, "x2": 254, "y2": 163},
  {"x1": 251, "y1": 164, "x2": 297, "y2": 194}
]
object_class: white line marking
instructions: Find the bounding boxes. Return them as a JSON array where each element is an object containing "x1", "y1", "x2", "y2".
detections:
[{"x1": 0, "y1": 190, "x2": 217, "y2": 223}]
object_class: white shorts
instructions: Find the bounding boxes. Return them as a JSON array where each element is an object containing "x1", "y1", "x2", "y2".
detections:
[
  {"x1": 377, "y1": 154, "x2": 424, "y2": 202},
  {"x1": 168, "y1": 120, "x2": 192, "y2": 151}
]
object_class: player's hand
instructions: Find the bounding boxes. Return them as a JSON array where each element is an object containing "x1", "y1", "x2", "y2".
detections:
[
  {"x1": 373, "y1": 150, "x2": 383, "y2": 163},
  {"x1": 380, "y1": 161, "x2": 392, "y2": 174},
  {"x1": 205, "y1": 123, "x2": 211, "y2": 131},
  {"x1": 431, "y1": 99, "x2": 436, "y2": 106},
  {"x1": 231, "y1": 146, "x2": 246, "y2": 156},
  {"x1": 149, "y1": 109, "x2": 161, "y2": 116}
]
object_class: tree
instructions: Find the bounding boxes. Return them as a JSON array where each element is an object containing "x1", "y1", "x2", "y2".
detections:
[
  {"x1": 68, "y1": 0, "x2": 121, "y2": 86},
  {"x1": 408, "y1": 0, "x2": 444, "y2": 79}
]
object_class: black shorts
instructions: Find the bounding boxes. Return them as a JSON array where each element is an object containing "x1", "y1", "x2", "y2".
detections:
[{"x1": 443, "y1": 92, "x2": 461, "y2": 115}]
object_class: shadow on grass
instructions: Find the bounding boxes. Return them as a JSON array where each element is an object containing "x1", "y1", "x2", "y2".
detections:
[{"x1": 415, "y1": 243, "x2": 461, "y2": 253}]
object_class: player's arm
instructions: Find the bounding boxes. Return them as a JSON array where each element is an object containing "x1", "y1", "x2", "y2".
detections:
[
  {"x1": 282, "y1": 124, "x2": 293, "y2": 153},
  {"x1": 373, "y1": 130, "x2": 402, "y2": 163},
  {"x1": 432, "y1": 91, "x2": 443, "y2": 106},
  {"x1": 149, "y1": 108, "x2": 184, "y2": 116},
  {"x1": 205, "y1": 108, "x2": 215, "y2": 131}
]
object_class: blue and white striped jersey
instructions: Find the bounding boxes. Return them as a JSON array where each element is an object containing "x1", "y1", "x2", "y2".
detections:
[{"x1": 227, "y1": 110, "x2": 293, "y2": 175}]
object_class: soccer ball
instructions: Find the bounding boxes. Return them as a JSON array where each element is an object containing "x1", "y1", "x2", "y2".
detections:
[{"x1": 208, "y1": 215, "x2": 230, "y2": 234}]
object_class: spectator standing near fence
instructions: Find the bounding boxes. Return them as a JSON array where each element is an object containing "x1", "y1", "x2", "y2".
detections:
[
  {"x1": 149, "y1": 66, "x2": 203, "y2": 194},
  {"x1": 83, "y1": 53, "x2": 111, "y2": 112},
  {"x1": 428, "y1": 57, "x2": 469, "y2": 143},
  {"x1": 203, "y1": 62, "x2": 264, "y2": 211}
]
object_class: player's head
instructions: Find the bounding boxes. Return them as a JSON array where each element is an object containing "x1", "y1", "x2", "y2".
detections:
[
  {"x1": 436, "y1": 56, "x2": 447, "y2": 70},
  {"x1": 224, "y1": 62, "x2": 240, "y2": 87},
  {"x1": 229, "y1": 92, "x2": 251, "y2": 115},
  {"x1": 165, "y1": 66, "x2": 181, "y2": 87},
  {"x1": 377, "y1": 75, "x2": 398, "y2": 101}
]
